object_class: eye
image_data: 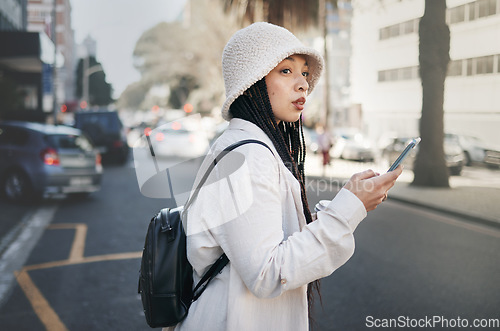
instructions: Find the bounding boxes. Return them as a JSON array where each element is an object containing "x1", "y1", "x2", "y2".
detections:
[
  {"x1": 302, "y1": 71, "x2": 310, "y2": 77},
  {"x1": 281, "y1": 68, "x2": 291, "y2": 74}
]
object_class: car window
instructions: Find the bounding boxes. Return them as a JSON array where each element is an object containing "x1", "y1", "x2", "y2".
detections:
[
  {"x1": 0, "y1": 126, "x2": 30, "y2": 146},
  {"x1": 45, "y1": 134, "x2": 93, "y2": 152},
  {"x1": 75, "y1": 113, "x2": 121, "y2": 131}
]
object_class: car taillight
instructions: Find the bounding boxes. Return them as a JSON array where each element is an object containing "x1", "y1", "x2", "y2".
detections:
[
  {"x1": 96, "y1": 153, "x2": 102, "y2": 166},
  {"x1": 113, "y1": 140, "x2": 123, "y2": 148},
  {"x1": 41, "y1": 148, "x2": 60, "y2": 165}
]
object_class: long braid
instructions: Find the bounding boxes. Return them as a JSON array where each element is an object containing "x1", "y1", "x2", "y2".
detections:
[{"x1": 229, "y1": 78, "x2": 320, "y2": 317}]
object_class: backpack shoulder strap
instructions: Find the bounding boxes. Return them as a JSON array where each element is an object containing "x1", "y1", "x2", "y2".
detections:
[
  {"x1": 185, "y1": 139, "x2": 272, "y2": 302},
  {"x1": 183, "y1": 139, "x2": 272, "y2": 211}
]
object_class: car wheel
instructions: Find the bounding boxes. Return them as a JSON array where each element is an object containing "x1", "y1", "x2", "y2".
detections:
[
  {"x1": 463, "y1": 152, "x2": 471, "y2": 166},
  {"x1": 449, "y1": 166, "x2": 462, "y2": 176},
  {"x1": 2, "y1": 170, "x2": 35, "y2": 203}
]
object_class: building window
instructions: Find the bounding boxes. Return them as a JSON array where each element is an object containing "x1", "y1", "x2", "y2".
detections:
[
  {"x1": 478, "y1": 0, "x2": 497, "y2": 18},
  {"x1": 378, "y1": 66, "x2": 419, "y2": 82},
  {"x1": 401, "y1": 67, "x2": 413, "y2": 80},
  {"x1": 476, "y1": 55, "x2": 494, "y2": 74},
  {"x1": 379, "y1": 19, "x2": 419, "y2": 40},
  {"x1": 449, "y1": 5, "x2": 466, "y2": 24},
  {"x1": 448, "y1": 60, "x2": 463, "y2": 76},
  {"x1": 389, "y1": 24, "x2": 400, "y2": 38},
  {"x1": 378, "y1": 71, "x2": 386, "y2": 82},
  {"x1": 467, "y1": 58, "x2": 475, "y2": 76},
  {"x1": 468, "y1": 1, "x2": 477, "y2": 21},
  {"x1": 379, "y1": 27, "x2": 390, "y2": 40}
]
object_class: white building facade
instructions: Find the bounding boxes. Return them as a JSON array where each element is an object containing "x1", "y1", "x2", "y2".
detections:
[{"x1": 350, "y1": 0, "x2": 500, "y2": 144}]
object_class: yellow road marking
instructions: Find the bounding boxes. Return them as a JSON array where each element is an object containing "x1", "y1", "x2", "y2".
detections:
[
  {"x1": 14, "y1": 270, "x2": 69, "y2": 331},
  {"x1": 15, "y1": 222, "x2": 144, "y2": 330},
  {"x1": 48, "y1": 224, "x2": 87, "y2": 261},
  {"x1": 23, "y1": 251, "x2": 142, "y2": 272}
]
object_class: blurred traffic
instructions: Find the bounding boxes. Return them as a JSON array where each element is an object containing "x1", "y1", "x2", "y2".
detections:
[
  {"x1": 2, "y1": 103, "x2": 499, "y2": 206},
  {"x1": 0, "y1": 120, "x2": 102, "y2": 203}
]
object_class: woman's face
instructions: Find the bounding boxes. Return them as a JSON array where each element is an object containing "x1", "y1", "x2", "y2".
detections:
[{"x1": 265, "y1": 54, "x2": 310, "y2": 123}]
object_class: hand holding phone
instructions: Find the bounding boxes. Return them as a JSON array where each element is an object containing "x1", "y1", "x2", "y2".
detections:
[{"x1": 388, "y1": 137, "x2": 421, "y2": 172}]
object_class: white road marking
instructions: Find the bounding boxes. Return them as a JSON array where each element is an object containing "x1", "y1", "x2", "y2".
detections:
[{"x1": 0, "y1": 204, "x2": 58, "y2": 306}]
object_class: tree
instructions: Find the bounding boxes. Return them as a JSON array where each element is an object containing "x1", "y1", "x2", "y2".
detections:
[
  {"x1": 412, "y1": 0, "x2": 450, "y2": 187},
  {"x1": 126, "y1": 0, "x2": 238, "y2": 113},
  {"x1": 221, "y1": 0, "x2": 324, "y2": 30},
  {"x1": 226, "y1": 0, "x2": 451, "y2": 187},
  {"x1": 221, "y1": 0, "x2": 337, "y2": 127},
  {"x1": 76, "y1": 56, "x2": 114, "y2": 106}
]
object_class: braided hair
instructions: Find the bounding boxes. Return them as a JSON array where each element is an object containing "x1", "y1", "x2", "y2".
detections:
[{"x1": 229, "y1": 77, "x2": 320, "y2": 315}]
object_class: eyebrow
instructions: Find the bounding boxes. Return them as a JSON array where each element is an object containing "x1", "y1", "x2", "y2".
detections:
[{"x1": 284, "y1": 57, "x2": 309, "y2": 67}]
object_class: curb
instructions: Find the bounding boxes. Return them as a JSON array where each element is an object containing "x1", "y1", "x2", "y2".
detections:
[
  {"x1": 306, "y1": 176, "x2": 500, "y2": 230},
  {"x1": 386, "y1": 195, "x2": 500, "y2": 230}
]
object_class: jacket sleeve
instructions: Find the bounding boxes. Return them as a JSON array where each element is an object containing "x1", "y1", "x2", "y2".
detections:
[{"x1": 188, "y1": 144, "x2": 367, "y2": 299}]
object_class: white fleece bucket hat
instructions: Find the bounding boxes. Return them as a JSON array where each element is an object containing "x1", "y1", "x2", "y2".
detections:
[{"x1": 221, "y1": 22, "x2": 324, "y2": 121}]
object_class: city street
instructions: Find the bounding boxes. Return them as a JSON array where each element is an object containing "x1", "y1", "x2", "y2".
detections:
[{"x1": 0, "y1": 157, "x2": 499, "y2": 330}]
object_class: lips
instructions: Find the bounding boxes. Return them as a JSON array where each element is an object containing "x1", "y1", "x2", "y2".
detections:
[{"x1": 292, "y1": 97, "x2": 306, "y2": 111}]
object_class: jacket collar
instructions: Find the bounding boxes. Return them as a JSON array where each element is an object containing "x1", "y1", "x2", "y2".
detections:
[{"x1": 227, "y1": 118, "x2": 277, "y2": 154}]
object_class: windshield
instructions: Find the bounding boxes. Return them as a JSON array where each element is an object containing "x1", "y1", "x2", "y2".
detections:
[
  {"x1": 75, "y1": 113, "x2": 121, "y2": 131},
  {"x1": 45, "y1": 134, "x2": 94, "y2": 152}
]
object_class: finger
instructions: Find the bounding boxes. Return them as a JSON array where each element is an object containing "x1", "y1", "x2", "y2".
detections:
[
  {"x1": 377, "y1": 167, "x2": 403, "y2": 184},
  {"x1": 353, "y1": 169, "x2": 377, "y2": 181}
]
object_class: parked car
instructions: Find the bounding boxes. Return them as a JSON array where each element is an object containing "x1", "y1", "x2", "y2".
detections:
[
  {"x1": 446, "y1": 133, "x2": 500, "y2": 168},
  {"x1": 0, "y1": 121, "x2": 102, "y2": 202},
  {"x1": 74, "y1": 110, "x2": 129, "y2": 164},
  {"x1": 445, "y1": 133, "x2": 485, "y2": 166},
  {"x1": 484, "y1": 148, "x2": 500, "y2": 168},
  {"x1": 302, "y1": 127, "x2": 319, "y2": 154},
  {"x1": 150, "y1": 121, "x2": 209, "y2": 159},
  {"x1": 382, "y1": 135, "x2": 465, "y2": 175},
  {"x1": 331, "y1": 131, "x2": 376, "y2": 162}
]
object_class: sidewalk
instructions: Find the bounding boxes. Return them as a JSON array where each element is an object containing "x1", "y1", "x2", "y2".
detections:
[{"x1": 305, "y1": 155, "x2": 500, "y2": 227}]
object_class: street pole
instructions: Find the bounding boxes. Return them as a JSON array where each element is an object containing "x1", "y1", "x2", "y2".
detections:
[
  {"x1": 319, "y1": 0, "x2": 331, "y2": 130},
  {"x1": 82, "y1": 55, "x2": 89, "y2": 107},
  {"x1": 52, "y1": 0, "x2": 58, "y2": 124}
]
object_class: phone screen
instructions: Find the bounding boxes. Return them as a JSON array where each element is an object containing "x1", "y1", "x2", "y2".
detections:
[{"x1": 388, "y1": 137, "x2": 421, "y2": 172}]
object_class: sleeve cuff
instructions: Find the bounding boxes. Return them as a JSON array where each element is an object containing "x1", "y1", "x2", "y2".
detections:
[{"x1": 324, "y1": 188, "x2": 367, "y2": 231}]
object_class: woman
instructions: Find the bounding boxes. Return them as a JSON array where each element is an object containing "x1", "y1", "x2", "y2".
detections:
[{"x1": 172, "y1": 22, "x2": 402, "y2": 331}]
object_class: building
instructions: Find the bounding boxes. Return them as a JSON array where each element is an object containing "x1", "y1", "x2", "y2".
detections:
[
  {"x1": 327, "y1": 0, "x2": 357, "y2": 129},
  {"x1": 0, "y1": 0, "x2": 27, "y2": 30},
  {"x1": 350, "y1": 0, "x2": 500, "y2": 144},
  {"x1": 0, "y1": 0, "x2": 58, "y2": 122},
  {"x1": 27, "y1": 0, "x2": 75, "y2": 116},
  {"x1": 304, "y1": 1, "x2": 355, "y2": 129}
]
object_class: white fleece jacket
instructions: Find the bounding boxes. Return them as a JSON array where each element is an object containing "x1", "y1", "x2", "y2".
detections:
[{"x1": 167, "y1": 119, "x2": 366, "y2": 331}]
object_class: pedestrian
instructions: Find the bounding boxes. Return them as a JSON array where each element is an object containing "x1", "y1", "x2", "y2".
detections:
[
  {"x1": 167, "y1": 22, "x2": 402, "y2": 331},
  {"x1": 316, "y1": 124, "x2": 333, "y2": 173}
]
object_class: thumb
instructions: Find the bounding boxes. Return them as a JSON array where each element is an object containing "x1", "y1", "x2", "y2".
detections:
[{"x1": 352, "y1": 169, "x2": 378, "y2": 181}]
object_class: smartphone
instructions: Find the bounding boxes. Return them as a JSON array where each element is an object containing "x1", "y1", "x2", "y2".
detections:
[{"x1": 388, "y1": 137, "x2": 421, "y2": 172}]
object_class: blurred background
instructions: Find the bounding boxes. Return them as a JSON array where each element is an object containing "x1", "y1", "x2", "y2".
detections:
[{"x1": 1, "y1": 0, "x2": 499, "y2": 187}]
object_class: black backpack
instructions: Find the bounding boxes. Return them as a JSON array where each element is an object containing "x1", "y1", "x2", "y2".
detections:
[{"x1": 138, "y1": 139, "x2": 271, "y2": 328}]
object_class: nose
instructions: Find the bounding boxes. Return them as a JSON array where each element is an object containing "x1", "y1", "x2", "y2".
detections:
[{"x1": 296, "y1": 75, "x2": 309, "y2": 93}]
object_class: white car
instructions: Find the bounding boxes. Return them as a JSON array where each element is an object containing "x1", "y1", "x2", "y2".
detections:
[
  {"x1": 151, "y1": 123, "x2": 209, "y2": 159},
  {"x1": 447, "y1": 133, "x2": 499, "y2": 168},
  {"x1": 331, "y1": 132, "x2": 376, "y2": 162}
]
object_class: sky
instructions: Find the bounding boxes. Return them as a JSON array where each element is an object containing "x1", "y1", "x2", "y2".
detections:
[{"x1": 70, "y1": 0, "x2": 187, "y2": 98}]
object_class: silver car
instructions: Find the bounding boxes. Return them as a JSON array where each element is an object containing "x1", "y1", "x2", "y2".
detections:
[{"x1": 0, "y1": 121, "x2": 103, "y2": 202}]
